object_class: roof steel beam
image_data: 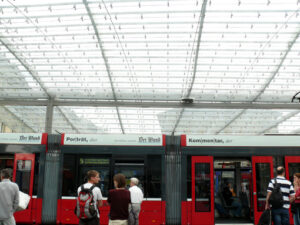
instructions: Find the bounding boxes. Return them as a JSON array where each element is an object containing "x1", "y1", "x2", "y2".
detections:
[
  {"x1": 1, "y1": 99, "x2": 300, "y2": 109},
  {"x1": 82, "y1": 0, "x2": 124, "y2": 133}
]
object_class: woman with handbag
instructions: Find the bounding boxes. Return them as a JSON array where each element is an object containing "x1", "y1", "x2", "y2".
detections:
[{"x1": 292, "y1": 173, "x2": 300, "y2": 225}]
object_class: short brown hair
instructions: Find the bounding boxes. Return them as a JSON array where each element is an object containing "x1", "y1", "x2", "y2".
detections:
[
  {"x1": 113, "y1": 173, "x2": 126, "y2": 188},
  {"x1": 1, "y1": 169, "x2": 10, "y2": 179},
  {"x1": 294, "y1": 173, "x2": 300, "y2": 179},
  {"x1": 87, "y1": 170, "x2": 99, "y2": 181}
]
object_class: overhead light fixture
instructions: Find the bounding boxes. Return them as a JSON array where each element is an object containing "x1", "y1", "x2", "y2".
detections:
[
  {"x1": 181, "y1": 98, "x2": 194, "y2": 104},
  {"x1": 291, "y1": 91, "x2": 300, "y2": 103}
]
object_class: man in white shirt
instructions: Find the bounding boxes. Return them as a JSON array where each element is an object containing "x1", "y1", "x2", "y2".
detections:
[
  {"x1": 0, "y1": 169, "x2": 19, "y2": 225},
  {"x1": 77, "y1": 170, "x2": 103, "y2": 225},
  {"x1": 128, "y1": 177, "x2": 143, "y2": 225}
]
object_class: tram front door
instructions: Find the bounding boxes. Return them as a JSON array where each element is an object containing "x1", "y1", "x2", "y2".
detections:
[{"x1": 191, "y1": 156, "x2": 214, "y2": 225}]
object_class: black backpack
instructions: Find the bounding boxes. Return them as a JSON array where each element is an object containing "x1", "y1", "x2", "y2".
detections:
[
  {"x1": 269, "y1": 178, "x2": 284, "y2": 209},
  {"x1": 258, "y1": 209, "x2": 271, "y2": 225}
]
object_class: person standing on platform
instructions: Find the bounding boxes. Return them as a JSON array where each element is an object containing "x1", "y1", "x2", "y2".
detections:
[
  {"x1": 128, "y1": 177, "x2": 143, "y2": 225},
  {"x1": 107, "y1": 173, "x2": 131, "y2": 225},
  {"x1": 77, "y1": 170, "x2": 103, "y2": 225},
  {"x1": 265, "y1": 166, "x2": 295, "y2": 225},
  {"x1": 0, "y1": 168, "x2": 19, "y2": 225}
]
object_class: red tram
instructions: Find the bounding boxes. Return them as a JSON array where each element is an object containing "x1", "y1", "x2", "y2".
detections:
[{"x1": 1, "y1": 133, "x2": 300, "y2": 225}]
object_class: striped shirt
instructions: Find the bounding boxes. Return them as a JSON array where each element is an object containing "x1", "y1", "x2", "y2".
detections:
[{"x1": 267, "y1": 176, "x2": 295, "y2": 209}]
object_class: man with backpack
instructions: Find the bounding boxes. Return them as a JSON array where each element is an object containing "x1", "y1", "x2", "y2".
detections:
[
  {"x1": 265, "y1": 166, "x2": 295, "y2": 225},
  {"x1": 76, "y1": 170, "x2": 103, "y2": 225}
]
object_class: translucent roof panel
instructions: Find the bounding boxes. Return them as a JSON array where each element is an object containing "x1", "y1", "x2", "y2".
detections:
[
  {"x1": 1, "y1": 0, "x2": 300, "y2": 135},
  {"x1": 191, "y1": 0, "x2": 300, "y2": 103},
  {"x1": 3, "y1": 106, "x2": 46, "y2": 132}
]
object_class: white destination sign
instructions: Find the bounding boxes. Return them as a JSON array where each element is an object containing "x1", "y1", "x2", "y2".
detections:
[
  {"x1": 185, "y1": 135, "x2": 300, "y2": 147},
  {"x1": 63, "y1": 134, "x2": 164, "y2": 146},
  {"x1": 0, "y1": 133, "x2": 43, "y2": 144}
]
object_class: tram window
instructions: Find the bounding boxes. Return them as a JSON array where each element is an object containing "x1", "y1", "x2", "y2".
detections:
[
  {"x1": 187, "y1": 156, "x2": 191, "y2": 198},
  {"x1": 255, "y1": 163, "x2": 271, "y2": 212},
  {"x1": 62, "y1": 154, "x2": 77, "y2": 196},
  {"x1": 15, "y1": 160, "x2": 32, "y2": 194},
  {"x1": 195, "y1": 163, "x2": 211, "y2": 212},
  {"x1": 114, "y1": 160, "x2": 144, "y2": 192},
  {"x1": 147, "y1": 155, "x2": 161, "y2": 198},
  {"x1": 79, "y1": 157, "x2": 110, "y2": 197},
  {"x1": 287, "y1": 163, "x2": 300, "y2": 182},
  {"x1": 0, "y1": 156, "x2": 14, "y2": 170}
]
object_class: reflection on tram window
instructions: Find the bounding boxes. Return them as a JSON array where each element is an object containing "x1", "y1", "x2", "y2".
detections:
[
  {"x1": 62, "y1": 154, "x2": 77, "y2": 196},
  {"x1": 147, "y1": 155, "x2": 161, "y2": 198},
  {"x1": 114, "y1": 161, "x2": 144, "y2": 191},
  {"x1": 16, "y1": 160, "x2": 32, "y2": 194},
  {"x1": 288, "y1": 163, "x2": 300, "y2": 182},
  {"x1": 255, "y1": 163, "x2": 270, "y2": 212},
  {"x1": 195, "y1": 163, "x2": 210, "y2": 212}
]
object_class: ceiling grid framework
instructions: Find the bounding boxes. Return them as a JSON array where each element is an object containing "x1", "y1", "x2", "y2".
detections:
[{"x1": 0, "y1": 0, "x2": 300, "y2": 135}]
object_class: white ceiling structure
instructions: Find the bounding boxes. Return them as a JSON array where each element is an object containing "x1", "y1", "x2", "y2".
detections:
[{"x1": 0, "y1": 0, "x2": 300, "y2": 135}]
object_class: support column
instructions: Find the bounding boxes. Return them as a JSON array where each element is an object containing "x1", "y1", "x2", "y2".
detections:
[
  {"x1": 41, "y1": 134, "x2": 61, "y2": 224},
  {"x1": 45, "y1": 98, "x2": 54, "y2": 134},
  {"x1": 165, "y1": 135, "x2": 182, "y2": 225}
]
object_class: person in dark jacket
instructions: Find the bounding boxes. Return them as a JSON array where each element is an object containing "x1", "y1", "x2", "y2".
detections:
[{"x1": 222, "y1": 182, "x2": 242, "y2": 217}]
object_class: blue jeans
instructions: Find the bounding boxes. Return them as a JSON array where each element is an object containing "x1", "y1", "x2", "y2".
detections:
[
  {"x1": 272, "y1": 208, "x2": 290, "y2": 225},
  {"x1": 215, "y1": 202, "x2": 229, "y2": 216},
  {"x1": 294, "y1": 208, "x2": 300, "y2": 225},
  {"x1": 231, "y1": 200, "x2": 242, "y2": 217}
]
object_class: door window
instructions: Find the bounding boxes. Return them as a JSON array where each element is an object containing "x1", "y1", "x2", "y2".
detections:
[
  {"x1": 16, "y1": 160, "x2": 32, "y2": 194},
  {"x1": 194, "y1": 163, "x2": 211, "y2": 212},
  {"x1": 255, "y1": 163, "x2": 271, "y2": 211}
]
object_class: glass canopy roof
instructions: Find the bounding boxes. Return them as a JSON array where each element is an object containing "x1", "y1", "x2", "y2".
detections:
[{"x1": 0, "y1": 0, "x2": 300, "y2": 135}]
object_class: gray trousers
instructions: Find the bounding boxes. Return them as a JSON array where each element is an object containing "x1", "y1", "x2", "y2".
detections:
[
  {"x1": 0, "y1": 216, "x2": 16, "y2": 225},
  {"x1": 128, "y1": 203, "x2": 141, "y2": 225}
]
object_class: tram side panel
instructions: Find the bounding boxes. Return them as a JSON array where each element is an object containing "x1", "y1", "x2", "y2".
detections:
[{"x1": 57, "y1": 134, "x2": 166, "y2": 225}]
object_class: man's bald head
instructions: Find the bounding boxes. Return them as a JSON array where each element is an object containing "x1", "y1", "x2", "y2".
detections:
[{"x1": 276, "y1": 166, "x2": 285, "y2": 176}]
